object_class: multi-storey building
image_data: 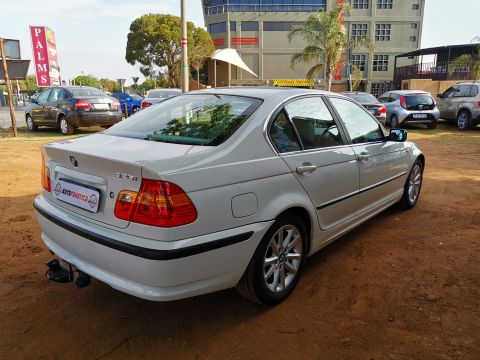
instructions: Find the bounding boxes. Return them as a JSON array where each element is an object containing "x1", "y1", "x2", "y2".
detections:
[{"x1": 202, "y1": 0, "x2": 425, "y2": 95}]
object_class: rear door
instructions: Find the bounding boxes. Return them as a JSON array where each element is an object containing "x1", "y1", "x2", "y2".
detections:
[
  {"x1": 270, "y1": 96, "x2": 360, "y2": 230},
  {"x1": 327, "y1": 96, "x2": 409, "y2": 213}
]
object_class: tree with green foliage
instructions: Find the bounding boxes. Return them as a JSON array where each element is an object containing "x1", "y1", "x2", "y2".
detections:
[
  {"x1": 72, "y1": 75, "x2": 99, "y2": 88},
  {"x1": 99, "y1": 78, "x2": 121, "y2": 93},
  {"x1": 18, "y1": 75, "x2": 39, "y2": 91},
  {"x1": 126, "y1": 14, "x2": 211, "y2": 88},
  {"x1": 288, "y1": 3, "x2": 375, "y2": 91},
  {"x1": 190, "y1": 27, "x2": 214, "y2": 89}
]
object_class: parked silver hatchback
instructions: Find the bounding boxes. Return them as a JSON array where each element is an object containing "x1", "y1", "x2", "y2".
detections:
[
  {"x1": 436, "y1": 82, "x2": 480, "y2": 130},
  {"x1": 379, "y1": 90, "x2": 440, "y2": 129}
]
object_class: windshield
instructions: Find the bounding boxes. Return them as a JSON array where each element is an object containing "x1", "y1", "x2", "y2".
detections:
[
  {"x1": 106, "y1": 94, "x2": 262, "y2": 146},
  {"x1": 69, "y1": 87, "x2": 106, "y2": 97},
  {"x1": 343, "y1": 93, "x2": 378, "y2": 104},
  {"x1": 147, "y1": 90, "x2": 180, "y2": 99}
]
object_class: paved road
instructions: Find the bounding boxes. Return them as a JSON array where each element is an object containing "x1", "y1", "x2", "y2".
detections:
[{"x1": 0, "y1": 106, "x2": 26, "y2": 128}]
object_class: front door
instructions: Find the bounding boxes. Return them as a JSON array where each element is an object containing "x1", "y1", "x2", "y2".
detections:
[
  {"x1": 327, "y1": 96, "x2": 409, "y2": 214},
  {"x1": 45, "y1": 88, "x2": 68, "y2": 125},
  {"x1": 31, "y1": 88, "x2": 51, "y2": 123},
  {"x1": 269, "y1": 96, "x2": 360, "y2": 230}
]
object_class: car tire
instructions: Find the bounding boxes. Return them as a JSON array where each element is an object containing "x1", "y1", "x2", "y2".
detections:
[
  {"x1": 427, "y1": 119, "x2": 437, "y2": 129},
  {"x1": 457, "y1": 111, "x2": 473, "y2": 130},
  {"x1": 132, "y1": 106, "x2": 140, "y2": 113},
  {"x1": 236, "y1": 213, "x2": 307, "y2": 305},
  {"x1": 26, "y1": 115, "x2": 38, "y2": 131},
  {"x1": 390, "y1": 115, "x2": 400, "y2": 129},
  {"x1": 399, "y1": 159, "x2": 423, "y2": 210},
  {"x1": 59, "y1": 116, "x2": 75, "y2": 135}
]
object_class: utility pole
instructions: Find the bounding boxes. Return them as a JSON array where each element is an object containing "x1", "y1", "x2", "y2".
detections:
[
  {"x1": 181, "y1": 0, "x2": 189, "y2": 92},
  {"x1": 0, "y1": 38, "x2": 17, "y2": 137}
]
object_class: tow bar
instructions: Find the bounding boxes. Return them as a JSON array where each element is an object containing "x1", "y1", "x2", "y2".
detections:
[{"x1": 45, "y1": 259, "x2": 91, "y2": 289}]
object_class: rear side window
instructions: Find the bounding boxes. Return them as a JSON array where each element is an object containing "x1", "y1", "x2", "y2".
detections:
[
  {"x1": 468, "y1": 86, "x2": 479, "y2": 97},
  {"x1": 148, "y1": 90, "x2": 180, "y2": 99},
  {"x1": 329, "y1": 97, "x2": 384, "y2": 144},
  {"x1": 344, "y1": 93, "x2": 379, "y2": 104},
  {"x1": 284, "y1": 97, "x2": 342, "y2": 150},
  {"x1": 106, "y1": 94, "x2": 262, "y2": 146}
]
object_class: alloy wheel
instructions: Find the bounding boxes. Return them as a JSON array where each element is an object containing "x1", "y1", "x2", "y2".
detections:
[
  {"x1": 408, "y1": 164, "x2": 422, "y2": 204},
  {"x1": 60, "y1": 118, "x2": 68, "y2": 135},
  {"x1": 26, "y1": 116, "x2": 34, "y2": 130},
  {"x1": 263, "y1": 225, "x2": 302, "y2": 293},
  {"x1": 457, "y1": 113, "x2": 468, "y2": 130}
]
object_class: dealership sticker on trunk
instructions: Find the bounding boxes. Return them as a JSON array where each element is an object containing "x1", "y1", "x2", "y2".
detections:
[{"x1": 52, "y1": 179, "x2": 100, "y2": 213}]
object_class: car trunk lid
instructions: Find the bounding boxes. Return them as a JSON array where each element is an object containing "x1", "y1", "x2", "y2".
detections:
[{"x1": 43, "y1": 134, "x2": 209, "y2": 228}]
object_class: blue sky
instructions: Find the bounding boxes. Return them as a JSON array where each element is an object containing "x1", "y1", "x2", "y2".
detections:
[{"x1": 1, "y1": 0, "x2": 478, "y2": 85}]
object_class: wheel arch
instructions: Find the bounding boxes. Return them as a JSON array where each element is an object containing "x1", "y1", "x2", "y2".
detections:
[
  {"x1": 456, "y1": 107, "x2": 472, "y2": 118},
  {"x1": 273, "y1": 206, "x2": 313, "y2": 255}
]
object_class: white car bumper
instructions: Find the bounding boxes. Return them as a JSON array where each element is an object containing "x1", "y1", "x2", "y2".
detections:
[{"x1": 34, "y1": 195, "x2": 272, "y2": 301}]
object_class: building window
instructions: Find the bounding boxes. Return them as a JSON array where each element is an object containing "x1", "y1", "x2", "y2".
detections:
[
  {"x1": 373, "y1": 55, "x2": 389, "y2": 71},
  {"x1": 352, "y1": 0, "x2": 369, "y2": 9},
  {"x1": 351, "y1": 24, "x2": 368, "y2": 38},
  {"x1": 410, "y1": 36, "x2": 417, "y2": 42},
  {"x1": 263, "y1": 22, "x2": 299, "y2": 32},
  {"x1": 377, "y1": 0, "x2": 393, "y2": 9},
  {"x1": 411, "y1": 23, "x2": 418, "y2": 29},
  {"x1": 230, "y1": 21, "x2": 236, "y2": 32},
  {"x1": 241, "y1": 21, "x2": 258, "y2": 32},
  {"x1": 209, "y1": 22, "x2": 226, "y2": 34},
  {"x1": 375, "y1": 24, "x2": 391, "y2": 41},
  {"x1": 351, "y1": 54, "x2": 367, "y2": 71},
  {"x1": 412, "y1": 4, "x2": 419, "y2": 9}
]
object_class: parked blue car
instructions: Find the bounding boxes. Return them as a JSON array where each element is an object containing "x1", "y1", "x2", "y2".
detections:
[{"x1": 111, "y1": 92, "x2": 144, "y2": 115}]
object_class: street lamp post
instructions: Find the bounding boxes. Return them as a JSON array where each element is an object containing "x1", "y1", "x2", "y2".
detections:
[{"x1": 181, "y1": 0, "x2": 189, "y2": 92}]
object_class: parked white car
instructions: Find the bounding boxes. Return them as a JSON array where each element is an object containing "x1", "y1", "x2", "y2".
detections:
[{"x1": 34, "y1": 88, "x2": 425, "y2": 304}]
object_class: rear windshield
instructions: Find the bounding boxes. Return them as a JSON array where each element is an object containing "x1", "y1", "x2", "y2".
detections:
[
  {"x1": 69, "y1": 87, "x2": 106, "y2": 97},
  {"x1": 106, "y1": 94, "x2": 262, "y2": 146},
  {"x1": 343, "y1": 93, "x2": 378, "y2": 104},
  {"x1": 147, "y1": 90, "x2": 180, "y2": 99},
  {"x1": 406, "y1": 94, "x2": 434, "y2": 106}
]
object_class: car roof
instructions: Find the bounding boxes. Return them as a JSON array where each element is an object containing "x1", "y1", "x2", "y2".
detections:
[
  {"x1": 341, "y1": 91, "x2": 373, "y2": 95},
  {"x1": 188, "y1": 87, "x2": 344, "y2": 101}
]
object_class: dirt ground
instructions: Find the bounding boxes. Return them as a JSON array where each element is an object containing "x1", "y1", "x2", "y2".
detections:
[{"x1": 0, "y1": 123, "x2": 479, "y2": 360}]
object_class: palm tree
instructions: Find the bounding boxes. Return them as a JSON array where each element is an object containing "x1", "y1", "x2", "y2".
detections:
[{"x1": 288, "y1": 3, "x2": 375, "y2": 91}]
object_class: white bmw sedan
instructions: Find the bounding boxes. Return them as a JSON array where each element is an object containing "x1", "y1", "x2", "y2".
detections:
[{"x1": 34, "y1": 88, "x2": 424, "y2": 304}]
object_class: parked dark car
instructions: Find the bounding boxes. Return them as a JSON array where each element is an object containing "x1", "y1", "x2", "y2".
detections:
[
  {"x1": 25, "y1": 86, "x2": 122, "y2": 135},
  {"x1": 111, "y1": 92, "x2": 143, "y2": 115},
  {"x1": 341, "y1": 91, "x2": 387, "y2": 125},
  {"x1": 141, "y1": 88, "x2": 182, "y2": 109}
]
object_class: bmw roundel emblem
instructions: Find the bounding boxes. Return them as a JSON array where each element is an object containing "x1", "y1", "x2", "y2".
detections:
[{"x1": 70, "y1": 155, "x2": 78, "y2": 167}]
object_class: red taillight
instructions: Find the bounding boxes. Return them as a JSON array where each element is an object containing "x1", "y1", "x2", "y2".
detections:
[
  {"x1": 74, "y1": 99, "x2": 91, "y2": 110},
  {"x1": 112, "y1": 99, "x2": 120, "y2": 110},
  {"x1": 477, "y1": 101, "x2": 480, "y2": 107},
  {"x1": 114, "y1": 179, "x2": 197, "y2": 227},
  {"x1": 41, "y1": 153, "x2": 51, "y2": 192},
  {"x1": 400, "y1": 96, "x2": 407, "y2": 109},
  {"x1": 141, "y1": 101, "x2": 152, "y2": 108},
  {"x1": 378, "y1": 106, "x2": 387, "y2": 114}
]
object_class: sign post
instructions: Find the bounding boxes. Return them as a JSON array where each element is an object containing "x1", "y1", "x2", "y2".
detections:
[{"x1": 0, "y1": 38, "x2": 17, "y2": 137}]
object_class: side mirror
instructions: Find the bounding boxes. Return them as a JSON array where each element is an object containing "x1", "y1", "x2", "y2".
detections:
[
  {"x1": 388, "y1": 129, "x2": 407, "y2": 142},
  {"x1": 436, "y1": 93, "x2": 443, "y2": 98}
]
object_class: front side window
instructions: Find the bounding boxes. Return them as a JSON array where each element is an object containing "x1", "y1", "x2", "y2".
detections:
[
  {"x1": 285, "y1": 97, "x2": 342, "y2": 150},
  {"x1": 37, "y1": 89, "x2": 51, "y2": 105},
  {"x1": 269, "y1": 111, "x2": 301, "y2": 153},
  {"x1": 107, "y1": 95, "x2": 261, "y2": 146},
  {"x1": 453, "y1": 85, "x2": 471, "y2": 97},
  {"x1": 329, "y1": 97, "x2": 384, "y2": 144}
]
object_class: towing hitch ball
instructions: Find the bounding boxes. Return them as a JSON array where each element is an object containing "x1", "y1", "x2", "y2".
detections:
[{"x1": 45, "y1": 259, "x2": 90, "y2": 288}]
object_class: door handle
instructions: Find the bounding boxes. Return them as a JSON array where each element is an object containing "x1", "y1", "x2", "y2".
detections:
[
  {"x1": 296, "y1": 164, "x2": 318, "y2": 174},
  {"x1": 356, "y1": 153, "x2": 370, "y2": 162}
]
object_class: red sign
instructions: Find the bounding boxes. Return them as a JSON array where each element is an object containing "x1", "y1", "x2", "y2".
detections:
[{"x1": 30, "y1": 26, "x2": 60, "y2": 87}]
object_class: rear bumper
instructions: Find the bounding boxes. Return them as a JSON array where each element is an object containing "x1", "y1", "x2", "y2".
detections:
[
  {"x1": 34, "y1": 195, "x2": 271, "y2": 301},
  {"x1": 398, "y1": 109, "x2": 440, "y2": 125},
  {"x1": 69, "y1": 111, "x2": 123, "y2": 127}
]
